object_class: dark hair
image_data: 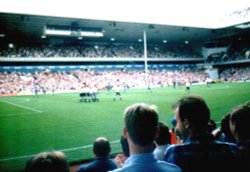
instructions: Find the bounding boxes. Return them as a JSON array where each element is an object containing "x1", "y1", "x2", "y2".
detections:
[
  {"x1": 155, "y1": 121, "x2": 171, "y2": 145},
  {"x1": 120, "y1": 135, "x2": 130, "y2": 157},
  {"x1": 173, "y1": 95, "x2": 210, "y2": 132},
  {"x1": 93, "y1": 137, "x2": 111, "y2": 158},
  {"x1": 220, "y1": 114, "x2": 236, "y2": 143},
  {"x1": 25, "y1": 151, "x2": 69, "y2": 172},
  {"x1": 230, "y1": 105, "x2": 250, "y2": 140},
  {"x1": 207, "y1": 119, "x2": 217, "y2": 133},
  {"x1": 124, "y1": 103, "x2": 158, "y2": 146}
]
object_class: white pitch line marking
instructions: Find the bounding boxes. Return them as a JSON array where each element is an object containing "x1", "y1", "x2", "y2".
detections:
[
  {"x1": 0, "y1": 100, "x2": 42, "y2": 113},
  {"x1": 60, "y1": 140, "x2": 119, "y2": 152},
  {"x1": 0, "y1": 140, "x2": 119, "y2": 162},
  {"x1": 0, "y1": 112, "x2": 40, "y2": 117}
]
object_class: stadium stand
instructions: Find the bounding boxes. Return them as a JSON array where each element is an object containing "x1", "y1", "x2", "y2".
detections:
[{"x1": 1, "y1": 8, "x2": 250, "y2": 172}]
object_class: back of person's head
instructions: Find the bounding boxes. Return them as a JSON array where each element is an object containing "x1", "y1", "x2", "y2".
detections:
[
  {"x1": 230, "y1": 104, "x2": 250, "y2": 141},
  {"x1": 124, "y1": 103, "x2": 158, "y2": 146},
  {"x1": 220, "y1": 114, "x2": 236, "y2": 143},
  {"x1": 221, "y1": 114, "x2": 231, "y2": 134},
  {"x1": 120, "y1": 135, "x2": 130, "y2": 157},
  {"x1": 173, "y1": 95, "x2": 210, "y2": 132},
  {"x1": 25, "y1": 151, "x2": 69, "y2": 172},
  {"x1": 93, "y1": 137, "x2": 111, "y2": 158},
  {"x1": 155, "y1": 121, "x2": 171, "y2": 146},
  {"x1": 207, "y1": 119, "x2": 217, "y2": 133}
]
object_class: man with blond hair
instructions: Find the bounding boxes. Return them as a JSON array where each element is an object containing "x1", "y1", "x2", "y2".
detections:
[{"x1": 111, "y1": 103, "x2": 182, "y2": 172}]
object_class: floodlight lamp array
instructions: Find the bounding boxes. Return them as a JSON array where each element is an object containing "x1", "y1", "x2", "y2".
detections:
[{"x1": 44, "y1": 25, "x2": 104, "y2": 37}]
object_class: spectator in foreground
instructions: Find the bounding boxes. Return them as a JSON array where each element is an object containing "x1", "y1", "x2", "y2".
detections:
[
  {"x1": 170, "y1": 117, "x2": 182, "y2": 144},
  {"x1": 165, "y1": 95, "x2": 239, "y2": 172},
  {"x1": 25, "y1": 151, "x2": 69, "y2": 172},
  {"x1": 77, "y1": 137, "x2": 117, "y2": 172},
  {"x1": 212, "y1": 114, "x2": 236, "y2": 143},
  {"x1": 114, "y1": 135, "x2": 130, "y2": 168},
  {"x1": 153, "y1": 121, "x2": 171, "y2": 160},
  {"x1": 207, "y1": 119, "x2": 217, "y2": 134},
  {"x1": 229, "y1": 104, "x2": 250, "y2": 170},
  {"x1": 111, "y1": 103, "x2": 182, "y2": 172}
]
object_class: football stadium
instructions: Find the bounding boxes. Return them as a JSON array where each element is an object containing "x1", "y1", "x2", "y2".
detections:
[{"x1": 0, "y1": 1, "x2": 250, "y2": 172}]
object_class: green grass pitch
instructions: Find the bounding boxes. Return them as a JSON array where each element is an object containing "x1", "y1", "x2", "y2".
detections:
[{"x1": 0, "y1": 82, "x2": 250, "y2": 171}]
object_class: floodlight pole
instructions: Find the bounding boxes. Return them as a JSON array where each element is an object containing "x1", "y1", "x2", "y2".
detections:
[{"x1": 143, "y1": 30, "x2": 148, "y2": 87}]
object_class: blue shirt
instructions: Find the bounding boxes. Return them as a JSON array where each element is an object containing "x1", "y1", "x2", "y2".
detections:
[
  {"x1": 165, "y1": 134, "x2": 240, "y2": 172},
  {"x1": 110, "y1": 153, "x2": 182, "y2": 172},
  {"x1": 77, "y1": 158, "x2": 117, "y2": 172},
  {"x1": 153, "y1": 144, "x2": 170, "y2": 160}
]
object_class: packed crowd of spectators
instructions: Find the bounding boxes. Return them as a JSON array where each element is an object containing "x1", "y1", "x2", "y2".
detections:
[
  {"x1": 207, "y1": 41, "x2": 250, "y2": 63},
  {"x1": 219, "y1": 66, "x2": 250, "y2": 82},
  {"x1": 0, "y1": 43, "x2": 202, "y2": 59},
  {"x1": 1, "y1": 41, "x2": 249, "y2": 62},
  {"x1": 226, "y1": 41, "x2": 250, "y2": 61},
  {"x1": 0, "y1": 68, "x2": 208, "y2": 95},
  {"x1": 0, "y1": 66, "x2": 249, "y2": 95}
]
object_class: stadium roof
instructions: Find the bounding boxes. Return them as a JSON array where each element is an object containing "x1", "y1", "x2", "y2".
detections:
[
  {"x1": 0, "y1": 0, "x2": 250, "y2": 44},
  {"x1": 1, "y1": 0, "x2": 250, "y2": 28}
]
